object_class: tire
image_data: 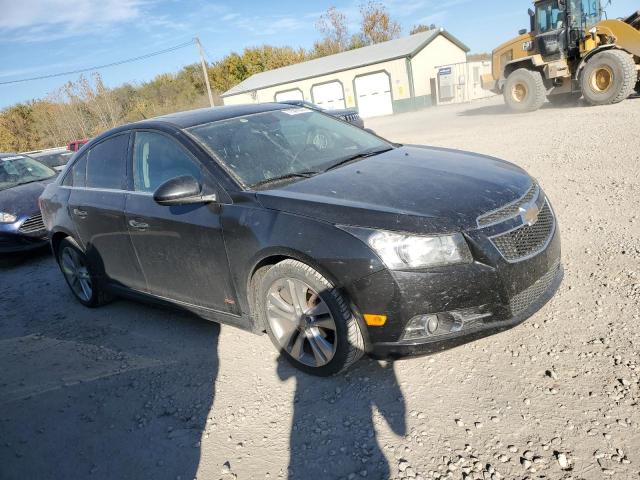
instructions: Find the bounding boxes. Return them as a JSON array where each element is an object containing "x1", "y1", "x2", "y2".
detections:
[
  {"x1": 503, "y1": 68, "x2": 547, "y2": 112},
  {"x1": 547, "y1": 92, "x2": 581, "y2": 106},
  {"x1": 580, "y1": 49, "x2": 636, "y2": 106},
  {"x1": 258, "y1": 259, "x2": 365, "y2": 376},
  {"x1": 56, "y1": 237, "x2": 112, "y2": 308}
]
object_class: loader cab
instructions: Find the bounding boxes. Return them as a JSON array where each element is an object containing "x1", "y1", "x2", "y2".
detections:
[
  {"x1": 533, "y1": 0, "x2": 568, "y2": 58},
  {"x1": 531, "y1": 0, "x2": 604, "y2": 59}
]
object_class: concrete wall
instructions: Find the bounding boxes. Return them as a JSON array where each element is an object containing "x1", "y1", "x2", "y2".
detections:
[{"x1": 223, "y1": 58, "x2": 411, "y2": 109}]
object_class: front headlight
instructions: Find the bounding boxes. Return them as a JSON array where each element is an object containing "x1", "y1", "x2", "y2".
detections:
[
  {"x1": 0, "y1": 212, "x2": 18, "y2": 224},
  {"x1": 341, "y1": 227, "x2": 473, "y2": 270}
]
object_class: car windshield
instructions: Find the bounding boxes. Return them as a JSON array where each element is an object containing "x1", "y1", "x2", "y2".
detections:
[
  {"x1": 0, "y1": 155, "x2": 56, "y2": 191},
  {"x1": 34, "y1": 151, "x2": 73, "y2": 168},
  {"x1": 188, "y1": 108, "x2": 390, "y2": 188}
]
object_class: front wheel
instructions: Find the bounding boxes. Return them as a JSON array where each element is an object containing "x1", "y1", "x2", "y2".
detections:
[
  {"x1": 581, "y1": 49, "x2": 636, "y2": 106},
  {"x1": 56, "y1": 237, "x2": 112, "y2": 307},
  {"x1": 503, "y1": 68, "x2": 546, "y2": 112},
  {"x1": 258, "y1": 259, "x2": 365, "y2": 376}
]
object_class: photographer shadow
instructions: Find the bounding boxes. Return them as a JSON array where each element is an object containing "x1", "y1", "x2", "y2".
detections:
[{"x1": 278, "y1": 357, "x2": 406, "y2": 480}]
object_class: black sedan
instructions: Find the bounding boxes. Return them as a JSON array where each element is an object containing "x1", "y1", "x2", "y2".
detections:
[
  {"x1": 278, "y1": 100, "x2": 365, "y2": 129},
  {"x1": 0, "y1": 153, "x2": 56, "y2": 254},
  {"x1": 40, "y1": 104, "x2": 562, "y2": 376}
]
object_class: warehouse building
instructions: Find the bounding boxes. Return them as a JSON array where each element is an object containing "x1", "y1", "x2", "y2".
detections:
[{"x1": 222, "y1": 29, "x2": 484, "y2": 118}]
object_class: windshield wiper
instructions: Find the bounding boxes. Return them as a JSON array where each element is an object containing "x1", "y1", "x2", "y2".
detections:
[
  {"x1": 324, "y1": 147, "x2": 393, "y2": 172},
  {"x1": 251, "y1": 171, "x2": 320, "y2": 189}
]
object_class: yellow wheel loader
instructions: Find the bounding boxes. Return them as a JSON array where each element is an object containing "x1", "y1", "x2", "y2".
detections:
[{"x1": 482, "y1": 0, "x2": 640, "y2": 112}]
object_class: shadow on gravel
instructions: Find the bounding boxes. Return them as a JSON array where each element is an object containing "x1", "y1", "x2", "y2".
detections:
[
  {"x1": 0, "y1": 262, "x2": 221, "y2": 480},
  {"x1": 278, "y1": 358, "x2": 406, "y2": 480},
  {"x1": 0, "y1": 245, "x2": 50, "y2": 268}
]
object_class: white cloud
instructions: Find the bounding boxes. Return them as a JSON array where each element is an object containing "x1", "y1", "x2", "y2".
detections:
[{"x1": 0, "y1": 0, "x2": 151, "y2": 42}]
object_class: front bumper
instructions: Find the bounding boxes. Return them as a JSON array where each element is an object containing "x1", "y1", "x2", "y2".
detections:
[
  {"x1": 0, "y1": 219, "x2": 49, "y2": 254},
  {"x1": 370, "y1": 263, "x2": 563, "y2": 358},
  {"x1": 345, "y1": 207, "x2": 563, "y2": 358}
]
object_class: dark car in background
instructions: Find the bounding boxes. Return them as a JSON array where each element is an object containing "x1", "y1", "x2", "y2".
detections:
[
  {"x1": 0, "y1": 153, "x2": 56, "y2": 254},
  {"x1": 279, "y1": 100, "x2": 365, "y2": 129},
  {"x1": 24, "y1": 148, "x2": 74, "y2": 172},
  {"x1": 40, "y1": 104, "x2": 562, "y2": 376}
]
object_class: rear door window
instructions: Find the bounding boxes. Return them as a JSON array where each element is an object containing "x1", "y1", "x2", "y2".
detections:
[{"x1": 86, "y1": 134, "x2": 129, "y2": 190}]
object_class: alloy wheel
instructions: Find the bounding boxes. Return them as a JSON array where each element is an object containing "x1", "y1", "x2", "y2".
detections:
[
  {"x1": 266, "y1": 278, "x2": 337, "y2": 367},
  {"x1": 590, "y1": 66, "x2": 614, "y2": 93},
  {"x1": 511, "y1": 82, "x2": 528, "y2": 103},
  {"x1": 60, "y1": 246, "x2": 93, "y2": 302}
]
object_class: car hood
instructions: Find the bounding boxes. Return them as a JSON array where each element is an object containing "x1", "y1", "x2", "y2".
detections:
[
  {"x1": 0, "y1": 178, "x2": 55, "y2": 216},
  {"x1": 257, "y1": 145, "x2": 533, "y2": 234}
]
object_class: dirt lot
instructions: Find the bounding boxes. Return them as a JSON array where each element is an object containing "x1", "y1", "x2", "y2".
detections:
[{"x1": 1, "y1": 95, "x2": 639, "y2": 480}]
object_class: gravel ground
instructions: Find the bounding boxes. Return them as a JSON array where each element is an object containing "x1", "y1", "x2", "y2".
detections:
[{"x1": 1, "y1": 95, "x2": 639, "y2": 480}]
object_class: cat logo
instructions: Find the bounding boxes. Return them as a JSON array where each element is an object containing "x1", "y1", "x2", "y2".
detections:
[{"x1": 523, "y1": 41, "x2": 533, "y2": 51}]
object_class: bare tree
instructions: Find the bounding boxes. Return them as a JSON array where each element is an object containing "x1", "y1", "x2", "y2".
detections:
[
  {"x1": 358, "y1": 1, "x2": 401, "y2": 45},
  {"x1": 315, "y1": 6, "x2": 350, "y2": 55}
]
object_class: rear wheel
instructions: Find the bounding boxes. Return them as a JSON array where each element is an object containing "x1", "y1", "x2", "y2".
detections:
[
  {"x1": 56, "y1": 237, "x2": 112, "y2": 307},
  {"x1": 258, "y1": 259, "x2": 365, "y2": 376},
  {"x1": 581, "y1": 50, "x2": 636, "y2": 106},
  {"x1": 503, "y1": 68, "x2": 546, "y2": 112}
]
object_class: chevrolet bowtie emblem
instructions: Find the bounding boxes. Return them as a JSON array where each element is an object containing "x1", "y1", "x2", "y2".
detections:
[{"x1": 519, "y1": 203, "x2": 540, "y2": 226}]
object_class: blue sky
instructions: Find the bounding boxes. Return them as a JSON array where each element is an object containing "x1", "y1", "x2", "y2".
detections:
[{"x1": 0, "y1": 0, "x2": 636, "y2": 108}]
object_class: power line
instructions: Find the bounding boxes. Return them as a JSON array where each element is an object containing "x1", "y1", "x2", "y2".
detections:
[{"x1": 0, "y1": 40, "x2": 196, "y2": 86}]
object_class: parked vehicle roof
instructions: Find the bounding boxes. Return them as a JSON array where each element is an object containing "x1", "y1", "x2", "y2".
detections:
[{"x1": 147, "y1": 103, "x2": 295, "y2": 129}]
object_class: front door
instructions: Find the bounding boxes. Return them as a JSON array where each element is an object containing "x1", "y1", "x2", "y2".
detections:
[
  {"x1": 67, "y1": 133, "x2": 146, "y2": 290},
  {"x1": 124, "y1": 130, "x2": 237, "y2": 314}
]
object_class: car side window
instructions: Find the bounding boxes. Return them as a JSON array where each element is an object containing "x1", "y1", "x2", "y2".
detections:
[
  {"x1": 65, "y1": 152, "x2": 88, "y2": 187},
  {"x1": 85, "y1": 134, "x2": 129, "y2": 190},
  {"x1": 132, "y1": 131, "x2": 203, "y2": 193}
]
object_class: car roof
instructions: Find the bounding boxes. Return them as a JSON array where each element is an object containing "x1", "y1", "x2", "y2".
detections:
[
  {"x1": 141, "y1": 103, "x2": 294, "y2": 129},
  {"x1": 0, "y1": 152, "x2": 21, "y2": 158}
]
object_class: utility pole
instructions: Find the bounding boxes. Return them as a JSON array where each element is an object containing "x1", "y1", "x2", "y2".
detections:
[{"x1": 195, "y1": 37, "x2": 215, "y2": 108}]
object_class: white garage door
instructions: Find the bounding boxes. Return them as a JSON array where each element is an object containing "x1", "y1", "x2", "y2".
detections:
[
  {"x1": 311, "y1": 82, "x2": 345, "y2": 110},
  {"x1": 354, "y1": 72, "x2": 393, "y2": 118},
  {"x1": 274, "y1": 89, "x2": 303, "y2": 102}
]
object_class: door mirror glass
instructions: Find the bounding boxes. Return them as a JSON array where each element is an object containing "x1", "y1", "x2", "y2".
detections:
[{"x1": 153, "y1": 175, "x2": 217, "y2": 206}]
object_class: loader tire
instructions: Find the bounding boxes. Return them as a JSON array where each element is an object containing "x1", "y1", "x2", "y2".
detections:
[
  {"x1": 581, "y1": 49, "x2": 636, "y2": 106},
  {"x1": 503, "y1": 68, "x2": 546, "y2": 113}
]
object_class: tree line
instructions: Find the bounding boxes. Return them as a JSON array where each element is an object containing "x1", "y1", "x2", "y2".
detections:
[{"x1": 0, "y1": 2, "x2": 444, "y2": 152}]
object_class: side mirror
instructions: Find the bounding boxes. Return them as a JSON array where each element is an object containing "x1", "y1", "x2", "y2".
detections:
[
  {"x1": 528, "y1": 8, "x2": 535, "y2": 17},
  {"x1": 519, "y1": 28, "x2": 528, "y2": 35},
  {"x1": 153, "y1": 175, "x2": 217, "y2": 206}
]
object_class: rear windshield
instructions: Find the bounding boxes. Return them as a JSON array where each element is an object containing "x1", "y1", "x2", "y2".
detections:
[{"x1": 34, "y1": 151, "x2": 73, "y2": 168}]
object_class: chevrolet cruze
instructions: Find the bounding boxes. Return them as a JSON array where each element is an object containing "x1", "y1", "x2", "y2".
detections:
[{"x1": 40, "y1": 104, "x2": 563, "y2": 376}]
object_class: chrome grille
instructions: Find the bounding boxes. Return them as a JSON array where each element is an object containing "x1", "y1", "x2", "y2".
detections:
[
  {"x1": 477, "y1": 182, "x2": 539, "y2": 227},
  {"x1": 19, "y1": 213, "x2": 45, "y2": 235},
  {"x1": 491, "y1": 201, "x2": 555, "y2": 261},
  {"x1": 510, "y1": 261, "x2": 561, "y2": 315}
]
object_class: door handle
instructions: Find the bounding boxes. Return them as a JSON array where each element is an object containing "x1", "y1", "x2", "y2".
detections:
[
  {"x1": 73, "y1": 208, "x2": 88, "y2": 218},
  {"x1": 129, "y1": 219, "x2": 150, "y2": 230}
]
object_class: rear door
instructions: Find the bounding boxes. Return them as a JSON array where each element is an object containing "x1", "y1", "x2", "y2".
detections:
[
  {"x1": 124, "y1": 130, "x2": 238, "y2": 314},
  {"x1": 67, "y1": 133, "x2": 146, "y2": 290}
]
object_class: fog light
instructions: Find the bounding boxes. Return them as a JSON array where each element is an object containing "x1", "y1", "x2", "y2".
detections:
[
  {"x1": 402, "y1": 307, "x2": 492, "y2": 341},
  {"x1": 426, "y1": 315, "x2": 439, "y2": 334},
  {"x1": 402, "y1": 314, "x2": 438, "y2": 341}
]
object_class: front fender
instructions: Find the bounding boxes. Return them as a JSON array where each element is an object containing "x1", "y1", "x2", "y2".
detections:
[{"x1": 221, "y1": 204, "x2": 385, "y2": 316}]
